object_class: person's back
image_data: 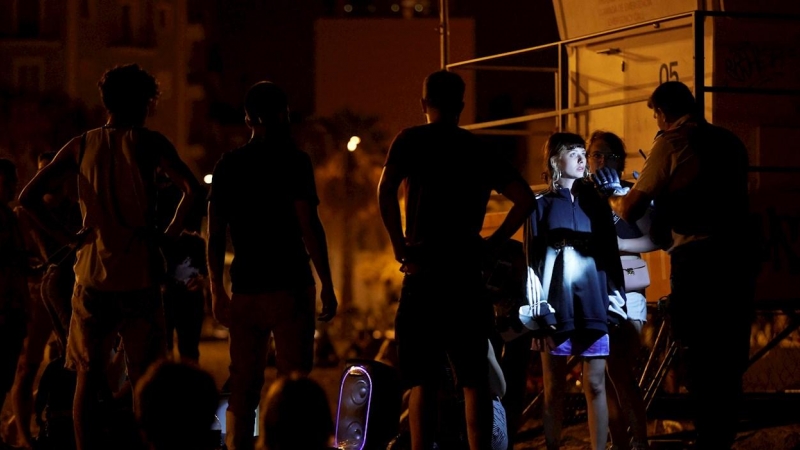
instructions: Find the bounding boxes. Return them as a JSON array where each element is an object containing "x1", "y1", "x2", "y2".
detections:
[
  {"x1": 378, "y1": 69, "x2": 536, "y2": 450},
  {"x1": 391, "y1": 122, "x2": 505, "y2": 260},
  {"x1": 211, "y1": 137, "x2": 315, "y2": 292},
  {"x1": 75, "y1": 125, "x2": 173, "y2": 290},
  {"x1": 19, "y1": 63, "x2": 199, "y2": 450},
  {"x1": 608, "y1": 81, "x2": 756, "y2": 449},
  {"x1": 652, "y1": 118, "x2": 750, "y2": 245},
  {"x1": 207, "y1": 80, "x2": 337, "y2": 450}
]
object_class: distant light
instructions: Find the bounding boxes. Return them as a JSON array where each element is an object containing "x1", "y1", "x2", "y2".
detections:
[
  {"x1": 367, "y1": 5, "x2": 376, "y2": 12},
  {"x1": 414, "y1": 3, "x2": 423, "y2": 12},
  {"x1": 344, "y1": 4, "x2": 353, "y2": 12},
  {"x1": 203, "y1": 174, "x2": 213, "y2": 184},
  {"x1": 391, "y1": 4, "x2": 400, "y2": 12},
  {"x1": 347, "y1": 135, "x2": 361, "y2": 152}
]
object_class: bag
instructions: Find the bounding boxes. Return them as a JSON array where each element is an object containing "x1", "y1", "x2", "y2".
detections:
[{"x1": 621, "y1": 256, "x2": 650, "y2": 292}]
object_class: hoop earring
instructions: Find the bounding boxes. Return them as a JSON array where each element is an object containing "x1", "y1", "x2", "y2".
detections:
[{"x1": 549, "y1": 157, "x2": 561, "y2": 189}]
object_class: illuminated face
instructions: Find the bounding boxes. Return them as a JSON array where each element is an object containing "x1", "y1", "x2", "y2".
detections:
[
  {"x1": 588, "y1": 140, "x2": 621, "y2": 174},
  {"x1": 558, "y1": 147, "x2": 587, "y2": 180}
]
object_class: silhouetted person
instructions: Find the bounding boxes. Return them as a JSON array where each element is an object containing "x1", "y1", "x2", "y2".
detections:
[
  {"x1": 10, "y1": 151, "x2": 65, "y2": 449},
  {"x1": 258, "y1": 373, "x2": 335, "y2": 450},
  {"x1": 19, "y1": 63, "x2": 199, "y2": 450},
  {"x1": 157, "y1": 170, "x2": 208, "y2": 363},
  {"x1": 206, "y1": 80, "x2": 338, "y2": 450},
  {"x1": 0, "y1": 158, "x2": 30, "y2": 450},
  {"x1": 377, "y1": 70, "x2": 536, "y2": 450},
  {"x1": 135, "y1": 358, "x2": 219, "y2": 450},
  {"x1": 607, "y1": 81, "x2": 757, "y2": 449}
]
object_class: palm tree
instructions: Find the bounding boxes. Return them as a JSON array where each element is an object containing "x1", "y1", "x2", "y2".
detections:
[{"x1": 297, "y1": 108, "x2": 401, "y2": 344}]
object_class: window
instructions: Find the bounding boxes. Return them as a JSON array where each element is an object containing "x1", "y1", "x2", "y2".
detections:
[
  {"x1": 13, "y1": 58, "x2": 45, "y2": 93},
  {"x1": 80, "y1": 0, "x2": 91, "y2": 18},
  {"x1": 120, "y1": 4, "x2": 133, "y2": 44},
  {"x1": 17, "y1": 0, "x2": 40, "y2": 37}
]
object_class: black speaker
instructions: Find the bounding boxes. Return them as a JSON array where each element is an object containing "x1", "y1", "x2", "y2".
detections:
[{"x1": 334, "y1": 359, "x2": 401, "y2": 450}]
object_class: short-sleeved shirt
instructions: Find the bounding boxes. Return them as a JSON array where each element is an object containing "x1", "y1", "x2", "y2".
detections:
[
  {"x1": 208, "y1": 136, "x2": 318, "y2": 294},
  {"x1": 633, "y1": 114, "x2": 750, "y2": 252},
  {"x1": 75, "y1": 126, "x2": 178, "y2": 291},
  {"x1": 384, "y1": 122, "x2": 524, "y2": 264}
]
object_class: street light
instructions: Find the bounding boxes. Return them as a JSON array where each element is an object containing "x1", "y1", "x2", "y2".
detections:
[{"x1": 347, "y1": 136, "x2": 360, "y2": 152}]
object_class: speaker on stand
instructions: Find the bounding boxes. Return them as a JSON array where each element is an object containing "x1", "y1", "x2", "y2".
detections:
[{"x1": 335, "y1": 359, "x2": 401, "y2": 450}]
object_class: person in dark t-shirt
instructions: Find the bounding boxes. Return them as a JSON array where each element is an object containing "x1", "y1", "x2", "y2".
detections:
[
  {"x1": 206, "y1": 80, "x2": 337, "y2": 450},
  {"x1": 377, "y1": 70, "x2": 535, "y2": 450}
]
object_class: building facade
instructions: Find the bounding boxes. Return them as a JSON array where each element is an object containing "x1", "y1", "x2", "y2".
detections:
[{"x1": 0, "y1": 0, "x2": 208, "y2": 180}]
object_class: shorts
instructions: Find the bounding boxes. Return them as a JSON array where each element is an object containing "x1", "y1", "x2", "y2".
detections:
[
  {"x1": 226, "y1": 286, "x2": 316, "y2": 450},
  {"x1": 395, "y1": 270, "x2": 493, "y2": 389},
  {"x1": 491, "y1": 397, "x2": 508, "y2": 450},
  {"x1": 625, "y1": 291, "x2": 648, "y2": 323},
  {"x1": 65, "y1": 284, "x2": 167, "y2": 384},
  {"x1": 549, "y1": 331, "x2": 609, "y2": 357}
]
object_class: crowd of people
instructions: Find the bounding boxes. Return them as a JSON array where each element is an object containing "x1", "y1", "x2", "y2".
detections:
[{"x1": 0, "y1": 59, "x2": 756, "y2": 450}]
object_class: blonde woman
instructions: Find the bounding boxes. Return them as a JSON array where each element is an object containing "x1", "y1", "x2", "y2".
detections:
[{"x1": 525, "y1": 132, "x2": 625, "y2": 450}]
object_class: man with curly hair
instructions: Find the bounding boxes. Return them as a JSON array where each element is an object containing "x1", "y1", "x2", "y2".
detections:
[{"x1": 19, "y1": 63, "x2": 200, "y2": 450}]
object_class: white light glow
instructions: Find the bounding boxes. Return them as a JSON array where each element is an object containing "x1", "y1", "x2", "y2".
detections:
[
  {"x1": 347, "y1": 136, "x2": 361, "y2": 152},
  {"x1": 203, "y1": 174, "x2": 213, "y2": 184}
]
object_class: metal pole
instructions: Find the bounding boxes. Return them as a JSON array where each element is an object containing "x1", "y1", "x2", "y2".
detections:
[
  {"x1": 693, "y1": 10, "x2": 705, "y2": 114},
  {"x1": 439, "y1": 0, "x2": 450, "y2": 69}
]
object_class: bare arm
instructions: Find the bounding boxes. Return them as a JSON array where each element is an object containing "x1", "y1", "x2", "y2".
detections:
[
  {"x1": 608, "y1": 188, "x2": 651, "y2": 224},
  {"x1": 377, "y1": 165, "x2": 407, "y2": 263},
  {"x1": 618, "y1": 210, "x2": 660, "y2": 254},
  {"x1": 18, "y1": 138, "x2": 81, "y2": 246},
  {"x1": 295, "y1": 199, "x2": 338, "y2": 321},
  {"x1": 157, "y1": 147, "x2": 200, "y2": 238},
  {"x1": 487, "y1": 340, "x2": 507, "y2": 398},
  {"x1": 206, "y1": 200, "x2": 230, "y2": 326},
  {"x1": 486, "y1": 179, "x2": 536, "y2": 247}
]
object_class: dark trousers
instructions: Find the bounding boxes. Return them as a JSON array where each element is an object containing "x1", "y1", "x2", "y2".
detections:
[
  {"x1": 669, "y1": 238, "x2": 756, "y2": 449},
  {"x1": 162, "y1": 283, "x2": 205, "y2": 362}
]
